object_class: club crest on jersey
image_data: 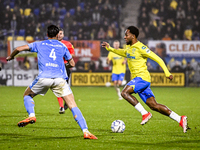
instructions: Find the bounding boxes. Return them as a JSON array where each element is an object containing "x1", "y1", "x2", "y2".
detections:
[{"x1": 132, "y1": 48, "x2": 136, "y2": 53}]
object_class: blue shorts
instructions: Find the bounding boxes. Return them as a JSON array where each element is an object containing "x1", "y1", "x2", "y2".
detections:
[
  {"x1": 112, "y1": 73, "x2": 125, "y2": 81},
  {"x1": 127, "y1": 77, "x2": 155, "y2": 103}
]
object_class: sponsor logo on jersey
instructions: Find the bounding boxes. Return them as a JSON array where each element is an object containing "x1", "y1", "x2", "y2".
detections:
[{"x1": 126, "y1": 53, "x2": 135, "y2": 59}]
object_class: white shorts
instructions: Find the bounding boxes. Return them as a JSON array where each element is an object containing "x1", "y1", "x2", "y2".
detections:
[{"x1": 29, "y1": 78, "x2": 72, "y2": 97}]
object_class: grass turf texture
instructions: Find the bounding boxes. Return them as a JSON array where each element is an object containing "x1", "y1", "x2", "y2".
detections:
[{"x1": 0, "y1": 86, "x2": 200, "y2": 150}]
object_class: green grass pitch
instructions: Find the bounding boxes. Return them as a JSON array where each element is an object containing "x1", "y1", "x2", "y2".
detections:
[{"x1": 0, "y1": 86, "x2": 200, "y2": 149}]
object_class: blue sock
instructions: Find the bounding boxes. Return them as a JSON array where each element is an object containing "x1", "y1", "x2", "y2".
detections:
[
  {"x1": 71, "y1": 107, "x2": 88, "y2": 130},
  {"x1": 24, "y1": 95, "x2": 35, "y2": 115}
]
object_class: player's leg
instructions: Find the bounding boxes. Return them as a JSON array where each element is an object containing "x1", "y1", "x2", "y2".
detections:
[
  {"x1": 18, "y1": 86, "x2": 37, "y2": 127},
  {"x1": 57, "y1": 97, "x2": 65, "y2": 114},
  {"x1": 63, "y1": 67, "x2": 71, "y2": 110},
  {"x1": 18, "y1": 78, "x2": 52, "y2": 127},
  {"x1": 121, "y1": 77, "x2": 151, "y2": 125},
  {"x1": 52, "y1": 78, "x2": 97, "y2": 139},
  {"x1": 112, "y1": 74, "x2": 122, "y2": 100},
  {"x1": 146, "y1": 96, "x2": 188, "y2": 133},
  {"x1": 117, "y1": 73, "x2": 125, "y2": 100},
  {"x1": 62, "y1": 94, "x2": 97, "y2": 139},
  {"x1": 117, "y1": 80, "x2": 123, "y2": 100}
]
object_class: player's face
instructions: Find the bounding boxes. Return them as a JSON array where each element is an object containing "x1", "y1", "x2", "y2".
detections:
[
  {"x1": 124, "y1": 29, "x2": 133, "y2": 45},
  {"x1": 58, "y1": 31, "x2": 64, "y2": 41},
  {"x1": 113, "y1": 41, "x2": 120, "y2": 49}
]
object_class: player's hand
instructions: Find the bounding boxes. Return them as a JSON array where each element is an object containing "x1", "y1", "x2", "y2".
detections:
[
  {"x1": 6, "y1": 56, "x2": 14, "y2": 61},
  {"x1": 167, "y1": 75, "x2": 173, "y2": 80},
  {"x1": 101, "y1": 42, "x2": 109, "y2": 48}
]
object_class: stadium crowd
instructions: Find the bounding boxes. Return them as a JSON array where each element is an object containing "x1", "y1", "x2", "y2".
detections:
[
  {"x1": 137, "y1": 0, "x2": 200, "y2": 43},
  {"x1": 0, "y1": 0, "x2": 126, "y2": 41},
  {"x1": 0, "y1": 0, "x2": 199, "y2": 44}
]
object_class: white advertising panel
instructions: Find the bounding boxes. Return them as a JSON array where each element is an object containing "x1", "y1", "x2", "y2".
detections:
[
  {"x1": 0, "y1": 69, "x2": 38, "y2": 86},
  {"x1": 148, "y1": 40, "x2": 200, "y2": 57}
]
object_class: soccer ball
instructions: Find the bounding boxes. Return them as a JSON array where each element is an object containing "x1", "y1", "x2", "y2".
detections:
[
  {"x1": 111, "y1": 120, "x2": 125, "y2": 133},
  {"x1": 105, "y1": 82, "x2": 111, "y2": 87}
]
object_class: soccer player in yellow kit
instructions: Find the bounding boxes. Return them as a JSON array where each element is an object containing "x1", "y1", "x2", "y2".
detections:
[
  {"x1": 106, "y1": 40, "x2": 126, "y2": 100},
  {"x1": 102, "y1": 26, "x2": 188, "y2": 133}
]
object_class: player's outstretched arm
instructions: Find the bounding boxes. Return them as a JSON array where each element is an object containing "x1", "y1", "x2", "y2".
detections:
[
  {"x1": 101, "y1": 42, "x2": 126, "y2": 57},
  {"x1": 6, "y1": 45, "x2": 30, "y2": 61},
  {"x1": 143, "y1": 50, "x2": 172, "y2": 78}
]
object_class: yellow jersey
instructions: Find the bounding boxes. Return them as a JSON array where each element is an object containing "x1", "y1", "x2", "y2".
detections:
[
  {"x1": 106, "y1": 41, "x2": 171, "y2": 82},
  {"x1": 107, "y1": 52, "x2": 126, "y2": 74}
]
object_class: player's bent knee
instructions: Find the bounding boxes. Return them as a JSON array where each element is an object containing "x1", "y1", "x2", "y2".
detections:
[
  {"x1": 121, "y1": 91, "x2": 128, "y2": 99},
  {"x1": 149, "y1": 104, "x2": 159, "y2": 111}
]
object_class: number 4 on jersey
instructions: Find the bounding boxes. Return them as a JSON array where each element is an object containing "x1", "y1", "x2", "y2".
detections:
[{"x1": 49, "y1": 48, "x2": 56, "y2": 60}]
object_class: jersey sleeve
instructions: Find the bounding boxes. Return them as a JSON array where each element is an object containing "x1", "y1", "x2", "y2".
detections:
[
  {"x1": 68, "y1": 43, "x2": 75, "y2": 55},
  {"x1": 140, "y1": 46, "x2": 171, "y2": 77},
  {"x1": 107, "y1": 52, "x2": 112, "y2": 60},
  {"x1": 28, "y1": 42, "x2": 40, "y2": 53},
  {"x1": 61, "y1": 40, "x2": 75, "y2": 55},
  {"x1": 106, "y1": 46, "x2": 126, "y2": 57},
  {"x1": 63, "y1": 47, "x2": 72, "y2": 61}
]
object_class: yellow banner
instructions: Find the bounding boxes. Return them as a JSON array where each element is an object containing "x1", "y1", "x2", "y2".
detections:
[
  {"x1": 72, "y1": 72, "x2": 113, "y2": 86},
  {"x1": 150, "y1": 72, "x2": 185, "y2": 86}
]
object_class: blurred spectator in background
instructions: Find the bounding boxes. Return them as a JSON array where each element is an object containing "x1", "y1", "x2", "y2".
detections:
[
  {"x1": 170, "y1": 0, "x2": 178, "y2": 10},
  {"x1": 183, "y1": 27, "x2": 192, "y2": 40},
  {"x1": 184, "y1": 62, "x2": 195, "y2": 84},
  {"x1": 22, "y1": 56, "x2": 31, "y2": 70},
  {"x1": 35, "y1": 23, "x2": 44, "y2": 40},
  {"x1": 92, "y1": 5, "x2": 101, "y2": 22},
  {"x1": 25, "y1": 23, "x2": 35, "y2": 37},
  {"x1": 192, "y1": 20, "x2": 200, "y2": 35},
  {"x1": 171, "y1": 61, "x2": 183, "y2": 72},
  {"x1": 176, "y1": 7, "x2": 186, "y2": 19},
  {"x1": 39, "y1": 5, "x2": 47, "y2": 22},
  {"x1": 97, "y1": 58, "x2": 104, "y2": 71},
  {"x1": 89, "y1": 60, "x2": 96, "y2": 72},
  {"x1": 11, "y1": 14, "x2": 17, "y2": 30},
  {"x1": 3, "y1": 12, "x2": 11, "y2": 30},
  {"x1": 90, "y1": 29, "x2": 97, "y2": 40},
  {"x1": 147, "y1": 62, "x2": 154, "y2": 71},
  {"x1": 64, "y1": 12, "x2": 74, "y2": 28},
  {"x1": 168, "y1": 6, "x2": 177, "y2": 19},
  {"x1": 174, "y1": 23, "x2": 183, "y2": 40},
  {"x1": 17, "y1": 14, "x2": 26, "y2": 31},
  {"x1": 98, "y1": 27, "x2": 106, "y2": 40},
  {"x1": 155, "y1": 43, "x2": 166, "y2": 61},
  {"x1": 162, "y1": 33, "x2": 172, "y2": 41},
  {"x1": 106, "y1": 25, "x2": 116, "y2": 40},
  {"x1": 75, "y1": 6, "x2": 84, "y2": 23},
  {"x1": 173, "y1": 34, "x2": 180, "y2": 40},
  {"x1": 138, "y1": 27, "x2": 146, "y2": 43},
  {"x1": 101, "y1": 5, "x2": 111, "y2": 21},
  {"x1": 50, "y1": 6, "x2": 59, "y2": 22}
]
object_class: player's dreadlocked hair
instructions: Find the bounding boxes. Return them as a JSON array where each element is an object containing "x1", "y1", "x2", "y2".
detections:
[
  {"x1": 47, "y1": 25, "x2": 59, "y2": 38},
  {"x1": 127, "y1": 26, "x2": 139, "y2": 38}
]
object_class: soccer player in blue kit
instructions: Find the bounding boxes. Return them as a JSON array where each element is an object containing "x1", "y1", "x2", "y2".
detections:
[
  {"x1": 6, "y1": 25, "x2": 97, "y2": 139},
  {"x1": 102, "y1": 26, "x2": 188, "y2": 133}
]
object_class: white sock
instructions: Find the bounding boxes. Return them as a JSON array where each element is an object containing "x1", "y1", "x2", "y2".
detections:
[
  {"x1": 169, "y1": 111, "x2": 181, "y2": 123},
  {"x1": 29, "y1": 113, "x2": 35, "y2": 117},
  {"x1": 116, "y1": 87, "x2": 121, "y2": 97},
  {"x1": 83, "y1": 129, "x2": 89, "y2": 133},
  {"x1": 135, "y1": 103, "x2": 148, "y2": 115}
]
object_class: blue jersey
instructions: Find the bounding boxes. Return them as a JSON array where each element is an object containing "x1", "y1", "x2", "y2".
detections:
[{"x1": 28, "y1": 39, "x2": 72, "y2": 79}]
